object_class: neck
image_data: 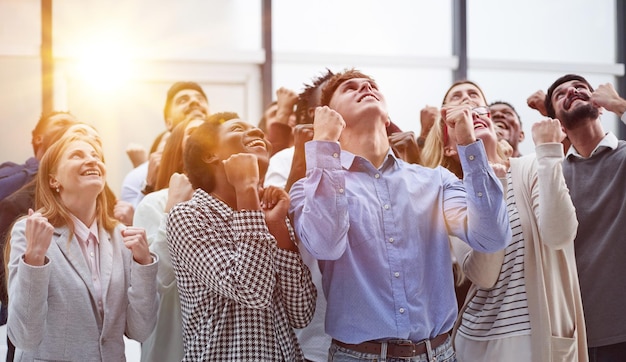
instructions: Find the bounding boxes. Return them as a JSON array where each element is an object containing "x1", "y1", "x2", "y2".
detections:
[
  {"x1": 210, "y1": 185, "x2": 237, "y2": 209},
  {"x1": 566, "y1": 118, "x2": 605, "y2": 158},
  {"x1": 340, "y1": 124, "x2": 389, "y2": 167},
  {"x1": 210, "y1": 166, "x2": 251, "y2": 210},
  {"x1": 62, "y1": 195, "x2": 97, "y2": 227}
]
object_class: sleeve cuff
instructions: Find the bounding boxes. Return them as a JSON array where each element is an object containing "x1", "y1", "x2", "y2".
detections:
[{"x1": 305, "y1": 141, "x2": 342, "y2": 170}]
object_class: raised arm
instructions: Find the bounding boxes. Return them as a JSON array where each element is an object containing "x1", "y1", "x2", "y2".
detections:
[{"x1": 531, "y1": 118, "x2": 578, "y2": 248}]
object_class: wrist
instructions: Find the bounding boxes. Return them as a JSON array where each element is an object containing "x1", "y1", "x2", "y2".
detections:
[{"x1": 141, "y1": 181, "x2": 154, "y2": 195}]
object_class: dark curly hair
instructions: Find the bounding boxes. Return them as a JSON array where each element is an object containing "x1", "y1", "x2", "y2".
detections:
[
  {"x1": 294, "y1": 69, "x2": 335, "y2": 125},
  {"x1": 183, "y1": 112, "x2": 239, "y2": 192}
]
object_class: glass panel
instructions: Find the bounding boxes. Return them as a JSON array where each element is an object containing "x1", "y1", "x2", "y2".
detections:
[
  {"x1": 468, "y1": 0, "x2": 616, "y2": 63},
  {"x1": 273, "y1": 0, "x2": 452, "y2": 57},
  {"x1": 54, "y1": 0, "x2": 262, "y2": 58}
]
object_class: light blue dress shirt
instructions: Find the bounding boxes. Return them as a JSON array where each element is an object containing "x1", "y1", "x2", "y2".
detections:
[{"x1": 289, "y1": 140, "x2": 510, "y2": 344}]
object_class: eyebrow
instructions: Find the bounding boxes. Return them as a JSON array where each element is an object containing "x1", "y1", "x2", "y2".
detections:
[
  {"x1": 341, "y1": 78, "x2": 377, "y2": 90},
  {"x1": 556, "y1": 82, "x2": 588, "y2": 94}
]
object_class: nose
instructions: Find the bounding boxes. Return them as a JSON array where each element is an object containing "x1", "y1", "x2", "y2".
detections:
[
  {"x1": 567, "y1": 86, "x2": 579, "y2": 96},
  {"x1": 358, "y1": 81, "x2": 373, "y2": 92},
  {"x1": 85, "y1": 154, "x2": 99, "y2": 164},
  {"x1": 247, "y1": 127, "x2": 265, "y2": 139}
]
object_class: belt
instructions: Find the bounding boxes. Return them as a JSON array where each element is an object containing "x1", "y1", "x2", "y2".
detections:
[{"x1": 332, "y1": 333, "x2": 449, "y2": 358}]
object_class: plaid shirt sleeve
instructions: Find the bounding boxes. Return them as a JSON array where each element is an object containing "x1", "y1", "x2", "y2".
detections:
[{"x1": 273, "y1": 218, "x2": 316, "y2": 328}]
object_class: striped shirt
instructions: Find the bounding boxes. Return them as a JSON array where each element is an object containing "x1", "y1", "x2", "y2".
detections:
[{"x1": 458, "y1": 171, "x2": 531, "y2": 340}]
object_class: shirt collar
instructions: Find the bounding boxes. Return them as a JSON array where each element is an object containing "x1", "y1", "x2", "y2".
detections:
[
  {"x1": 566, "y1": 132, "x2": 618, "y2": 159},
  {"x1": 340, "y1": 147, "x2": 399, "y2": 171},
  {"x1": 195, "y1": 188, "x2": 233, "y2": 221},
  {"x1": 69, "y1": 213, "x2": 100, "y2": 244}
]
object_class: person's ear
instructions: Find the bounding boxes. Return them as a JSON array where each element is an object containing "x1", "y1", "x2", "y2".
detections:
[
  {"x1": 444, "y1": 145, "x2": 458, "y2": 158},
  {"x1": 32, "y1": 135, "x2": 44, "y2": 154},
  {"x1": 202, "y1": 153, "x2": 219, "y2": 165},
  {"x1": 519, "y1": 130, "x2": 525, "y2": 143},
  {"x1": 48, "y1": 175, "x2": 60, "y2": 190},
  {"x1": 164, "y1": 118, "x2": 174, "y2": 132}
]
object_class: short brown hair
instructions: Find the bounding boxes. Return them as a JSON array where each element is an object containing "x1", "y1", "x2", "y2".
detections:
[{"x1": 320, "y1": 69, "x2": 375, "y2": 107}]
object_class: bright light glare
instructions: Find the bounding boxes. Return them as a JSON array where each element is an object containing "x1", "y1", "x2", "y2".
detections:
[{"x1": 75, "y1": 39, "x2": 134, "y2": 92}]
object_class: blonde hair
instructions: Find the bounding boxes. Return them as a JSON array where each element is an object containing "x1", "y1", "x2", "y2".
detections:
[
  {"x1": 35, "y1": 133, "x2": 118, "y2": 240},
  {"x1": 421, "y1": 115, "x2": 463, "y2": 178}
]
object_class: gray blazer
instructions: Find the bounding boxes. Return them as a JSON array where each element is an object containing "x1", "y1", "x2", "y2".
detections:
[{"x1": 7, "y1": 219, "x2": 159, "y2": 362}]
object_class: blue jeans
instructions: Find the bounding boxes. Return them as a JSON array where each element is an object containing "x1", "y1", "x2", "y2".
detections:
[{"x1": 328, "y1": 337, "x2": 456, "y2": 362}]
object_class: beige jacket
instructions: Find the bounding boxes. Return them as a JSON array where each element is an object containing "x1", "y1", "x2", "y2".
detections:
[{"x1": 452, "y1": 143, "x2": 587, "y2": 362}]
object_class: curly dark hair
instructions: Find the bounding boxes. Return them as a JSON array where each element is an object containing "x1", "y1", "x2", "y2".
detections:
[
  {"x1": 294, "y1": 69, "x2": 335, "y2": 125},
  {"x1": 183, "y1": 112, "x2": 240, "y2": 192}
]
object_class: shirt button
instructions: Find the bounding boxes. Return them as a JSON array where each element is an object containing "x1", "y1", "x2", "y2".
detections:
[
  {"x1": 399, "y1": 308, "x2": 405, "y2": 314},
  {"x1": 90, "y1": 252, "x2": 94, "y2": 257},
  {"x1": 469, "y1": 155, "x2": 475, "y2": 161},
  {"x1": 333, "y1": 152, "x2": 339, "y2": 158},
  {"x1": 389, "y1": 238, "x2": 394, "y2": 243},
  {"x1": 384, "y1": 204, "x2": 390, "y2": 210},
  {"x1": 374, "y1": 174, "x2": 380, "y2": 179},
  {"x1": 338, "y1": 188, "x2": 344, "y2": 194},
  {"x1": 394, "y1": 272, "x2": 400, "y2": 278},
  {"x1": 477, "y1": 192, "x2": 483, "y2": 197}
]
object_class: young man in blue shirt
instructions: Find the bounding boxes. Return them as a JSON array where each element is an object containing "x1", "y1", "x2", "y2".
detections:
[{"x1": 289, "y1": 69, "x2": 511, "y2": 362}]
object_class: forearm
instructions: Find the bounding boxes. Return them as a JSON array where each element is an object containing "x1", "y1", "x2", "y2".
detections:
[
  {"x1": 266, "y1": 218, "x2": 298, "y2": 252},
  {"x1": 289, "y1": 141, "x2": 349, "y2": 260},
  {"x1": 534, "y1": 143, "x2": 578, "y2": 248},
  {"x1": 126, "y1": 257, "x2": 159, "y2": 342},
  {"x1": 458, "y1": 140, "x2": 511, "y2": 252},
  {"x1": 274, "y1": 248, "x2": 316, "y2": 328},
  {"x1": 8, "y1": 255, "x2": 50, "y2": 349},
  {"x1": 450, "y1": 236, "x2": 504, "y2": 288}
]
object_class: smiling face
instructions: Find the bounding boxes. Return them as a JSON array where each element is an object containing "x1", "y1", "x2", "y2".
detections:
[
  {"x1": 49, "y1": 139, "x2": 106, "y2": 198},
  {"x1": 490, "y1": 103, "x2": 524, "y2": 149},
  {"x1": 441, "y1": 82, "x2": 490, "y2": 147},
  {"x1": 213, "y1": 119, "x2": 271, "y2": 168},
  {"x1": 470, "y1": 106, "x2": 498, "y2": 142},
  {"x1": 550, "y1": 80, "x2": 599, "y2": 130}
]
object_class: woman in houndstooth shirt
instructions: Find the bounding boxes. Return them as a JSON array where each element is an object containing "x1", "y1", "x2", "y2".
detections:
[{"x1": 166, "y1": 114, "x2": 316, "y2": 361}]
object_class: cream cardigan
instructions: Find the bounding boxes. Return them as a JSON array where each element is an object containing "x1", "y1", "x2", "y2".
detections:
[{"x1": 452, "y1": 143, "x2": 588, "y2": 362}]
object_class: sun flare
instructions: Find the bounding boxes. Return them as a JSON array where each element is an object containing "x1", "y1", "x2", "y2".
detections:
[{"x1": 74, "y1": 39, "x2": 135, "y2": 92}]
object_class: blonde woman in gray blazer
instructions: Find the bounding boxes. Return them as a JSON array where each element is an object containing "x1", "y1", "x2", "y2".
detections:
[{"x1": 6, "y1": 133, "x2": 159, "y2": 362}]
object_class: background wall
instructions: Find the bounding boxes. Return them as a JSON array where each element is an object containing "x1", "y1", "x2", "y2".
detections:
[{"x1": 0, "y1": 0, "x2": 623, "y2": 195}]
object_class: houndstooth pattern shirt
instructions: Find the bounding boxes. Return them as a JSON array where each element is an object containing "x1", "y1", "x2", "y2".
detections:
[{"x1": 167, "y1": 189, "x2": 316, "y2": 361}]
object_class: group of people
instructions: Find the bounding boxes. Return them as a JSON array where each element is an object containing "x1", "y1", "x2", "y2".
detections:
[{"x1": 0, "y1": 69, "x2": 625, "y2": 362}]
